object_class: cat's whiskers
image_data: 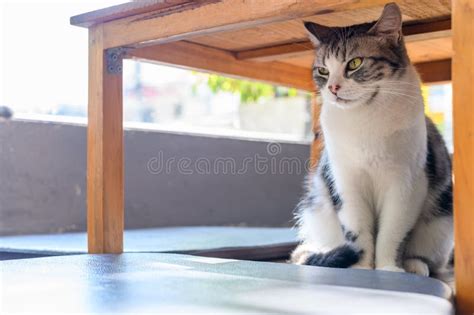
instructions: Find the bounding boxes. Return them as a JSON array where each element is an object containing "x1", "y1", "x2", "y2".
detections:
[{"x1": 340, "y1": 87, "x2": 421, "y2": 100}]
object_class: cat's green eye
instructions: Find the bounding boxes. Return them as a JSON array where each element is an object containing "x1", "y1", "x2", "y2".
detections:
[
  {"x1": 317, "y1": 67, "x2": 329, "y2": 76},
  {"x1": 347, "y1": 57, "x2": 363, "y2": 71}
]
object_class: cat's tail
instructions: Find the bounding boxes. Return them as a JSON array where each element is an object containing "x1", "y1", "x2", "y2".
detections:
[{"x1": 291, "y1": 243, "x2": 362, "y2": 268}]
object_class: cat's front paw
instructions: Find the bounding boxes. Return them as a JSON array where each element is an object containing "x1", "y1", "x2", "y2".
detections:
[
  {"x1": 289, "y1": 243, "x2": 314, "y2": 264},
  {"x1": 404, "y1": 258, "x2": 429, "y2": 277},
  {"x1": 351, "y1": 262, "x2": 373, "y2": 270},
  {"x1": 376, "y1": 265, "x2": 405, "y2": 273}
]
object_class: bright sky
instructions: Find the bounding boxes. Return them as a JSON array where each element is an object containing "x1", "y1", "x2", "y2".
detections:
[
  {"x1": 1, "y1": 0, "x2": 126, "y2": 112},
  {"x1": 0, "y1": 0, "x2": 191, "y2": 115}
]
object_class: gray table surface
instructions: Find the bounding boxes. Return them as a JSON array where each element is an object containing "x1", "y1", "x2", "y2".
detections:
[
  {"x1": 0, "y1": 253, "x2": 454, "y2": 314},
  {"x1": 0, "y1": 226, "x2": 298, "y2": 254}
]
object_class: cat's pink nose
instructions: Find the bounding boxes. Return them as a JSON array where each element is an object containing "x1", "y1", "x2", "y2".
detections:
[{"x1": 328, "y1": 84, "x2": 341, "y2": 95}]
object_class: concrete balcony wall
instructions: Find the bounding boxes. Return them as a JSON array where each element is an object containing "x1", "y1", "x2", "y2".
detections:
[{"x1": 0, "y1": 120, "x2": 310, "y2": 235}]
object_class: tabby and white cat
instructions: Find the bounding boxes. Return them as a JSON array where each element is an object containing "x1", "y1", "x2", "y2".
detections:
[{"x1": 291, "y1": 3, "x2": 453, "y2": 276}]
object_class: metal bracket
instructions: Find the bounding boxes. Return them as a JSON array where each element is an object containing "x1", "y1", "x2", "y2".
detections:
[{"x1": 105, "y1": 47, "x2": 128, "y2": 74}]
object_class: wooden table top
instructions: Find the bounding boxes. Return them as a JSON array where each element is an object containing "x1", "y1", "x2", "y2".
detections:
[{"x1": 71, "y1": 0, "x2": 452, "y2": 86}]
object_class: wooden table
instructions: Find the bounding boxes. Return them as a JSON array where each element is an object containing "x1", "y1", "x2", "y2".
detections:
[{"x1": 71, "y1": 1, "x2": 473, "y2": 313}]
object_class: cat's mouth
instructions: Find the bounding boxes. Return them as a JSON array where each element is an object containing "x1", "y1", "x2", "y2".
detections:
[{"x1": 335, "y1": 96, "x2": 354, "y2": 103}]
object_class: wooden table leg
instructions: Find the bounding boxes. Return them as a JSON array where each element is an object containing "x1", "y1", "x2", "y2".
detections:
[
  {"x1": 309, "y1": 94, "x2": 322, "y2": 170},
  {"x1": 87, "y1": 25, "x2": 124, "y2": 253},
  {"x1": 453, "y1": 0, "x2": 474, "y2": 313}
]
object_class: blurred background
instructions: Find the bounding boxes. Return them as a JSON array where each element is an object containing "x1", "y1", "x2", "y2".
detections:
[
  {"x1": 1, "y1": 0, "x2": 312, "y2": 143},
  {"x1": 1, "y1": 0, "x2": 452, "y2": 148}
]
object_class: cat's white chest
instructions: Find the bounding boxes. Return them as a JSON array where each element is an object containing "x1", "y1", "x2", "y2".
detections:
[
  {"x1": 322, "y1": 111, "x2": 392, "y2": 168},
  {"x1": 327, "y1": 132, "x2": 393, "y2": 171},
  {"x1": 321, "y1": 98, "x2": 425, "y2": 172}
]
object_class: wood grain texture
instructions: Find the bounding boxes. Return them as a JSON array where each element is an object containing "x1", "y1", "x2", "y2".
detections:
[
  {"x1": 128, "y1": 41, "x2": 314, "y2": 91},
  {"x1": 310, "y1": 95, "x2": 323, "y2": 170},
  {"x1": 70, "y1": 0, "x2": 212, "y2": 28},
  {"x1": 88, "y1": 26, "x2": 124, "y2": 254},
  {"x1": 236, "y1": 18, "x2": 451, "y2": 62},
  {"x1": 406, "y1": 36, "x2": 452, "y2": 63},
  {"x1": 271, "y1": 38, "x2": 452, "y2": 70},
  {"x1": 415, "y1": 59, "x2": 451, "y2": 83},
  {"x1": 453, "y1": 0, "x2": 474, "y2": 314},
  {"x1": 99, "y1": 0, "x2": 404, "y2": 49},
  {"x1": 127, "y1": 39, "x2": 450, "y2": 91},
  {"x1": 236, "y1": 41, "x2": 313, "y2": 62},
  {"x1": 189, "y1": 1, "x2": 450, "y2": 52}
]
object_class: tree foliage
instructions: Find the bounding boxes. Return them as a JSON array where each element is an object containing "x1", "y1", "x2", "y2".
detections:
[{"x1": 205, "y1": 74, "x2": 300, "y2": 103}]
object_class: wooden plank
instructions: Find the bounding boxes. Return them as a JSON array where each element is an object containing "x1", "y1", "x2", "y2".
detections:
[
  {"x1": 236, "y1": 18, "x2": 451, "y2": 62},
  {"x1": 280, "y1": 54, "x2": 316, "y2": 68},
  {"x1": 406, "y1": 36, "x2": 452, "y2": 63},
  {"x1": 189, "y1": 6, "x2": 389, "y2": 52},
  {"x1": 189, "y1": 2, "x2": 450, "y2": 52},
  {"x1": 87, "y1": 25, "x2": 124, "y2": 254},
  {"x1": 70, "y1": 0, "x2": 213, "y2": 28},
  {"x1": 128, "y1": 40, "x2": 449, "y2": 90},
  {"x1": 453, "y1": 0, "x2": 474, "y2": 314},
  {"x1": 309, "y1": 94, "x2": 322, "y2": 169},
  {"x1": 98, "y1": 0, "x2": 396, "y2": 49},
  {"x1": 402, "y1": 18, "x2": 451, "y2": 36},
  {"x1": 415, "y1": 59, "x2": 451, "y2": 83},
  {"x1": 277, "y1": 37, "x2": 452, "y2": 68},
  {"x1": 237, "y1": 41, "x2": 313, "y2": 62},
  {"x1": 127, "y1": 41, "x2": 314, "y2": 91}
]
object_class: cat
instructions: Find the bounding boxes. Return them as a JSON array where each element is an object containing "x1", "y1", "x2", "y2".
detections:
[{"x1": 291, "y1": 3, "x2": 453, "y2": 277}]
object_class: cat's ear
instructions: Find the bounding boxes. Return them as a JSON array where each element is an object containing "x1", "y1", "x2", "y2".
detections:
[
  {"x1": 368, "y1": 3, "x2": 402, "y2": 39},
  {"x1": 304, "y1": 21, "x2": 332, "y2": 46}
]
